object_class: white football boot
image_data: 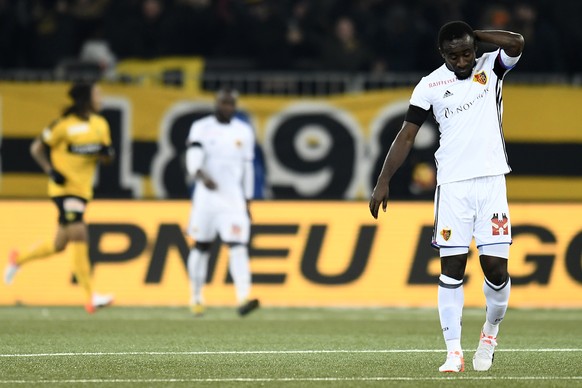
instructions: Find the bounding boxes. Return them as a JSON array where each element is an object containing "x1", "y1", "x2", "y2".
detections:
[
  {"x1": 439, "y1": 351, "x2": 465, "y2": 372},
  {"x1": 473, "y1": 330, "x2": 497, "y2": 371}
]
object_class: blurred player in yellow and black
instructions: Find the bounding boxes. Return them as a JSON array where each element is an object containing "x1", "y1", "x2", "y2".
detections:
[{"x1": 4, "y1": 82, "x2": 115, "y2": 313}]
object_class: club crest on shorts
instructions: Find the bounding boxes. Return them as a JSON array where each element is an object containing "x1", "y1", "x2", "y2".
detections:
[
  {"x1": 491, "y1": 213, "x2": 509, "y2": 235},
  {"x1": 440, "y1": 227, "x2": 452, "y2": 241},
  {"x1": 231, "y1": 224, "x2": 241, "y2": 236},
  {"x1": 473, "y1": 71, "x2": 487, "y2": 85}
]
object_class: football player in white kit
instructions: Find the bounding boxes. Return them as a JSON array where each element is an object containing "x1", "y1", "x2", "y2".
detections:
[
  {"x1": 369, "y1": 21, "x2": 524, "y2": 372},
  {"x1": 185, "y1": 88, "x2": 259, "y2": 317}
]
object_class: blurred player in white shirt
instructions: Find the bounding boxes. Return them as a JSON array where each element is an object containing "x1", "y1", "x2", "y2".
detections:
[
  {"x1": 185, "y1": 88, "x2": 259, "y2": 317},
  {"x1": 369, "y1": 21, "x2": 524, "y2": 372}
]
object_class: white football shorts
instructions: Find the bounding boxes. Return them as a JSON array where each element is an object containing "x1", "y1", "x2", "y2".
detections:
[
  {"x1": 187, "y1": 206, "x2": 250, "y2": 244},
  {"x1": 432, "y1": 175, "x2": 512, "y2": 256}
]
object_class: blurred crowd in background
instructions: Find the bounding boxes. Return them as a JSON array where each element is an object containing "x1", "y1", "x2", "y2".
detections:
[{"x1": 0, "y1": 0, "x2": 581, "y2": 75}]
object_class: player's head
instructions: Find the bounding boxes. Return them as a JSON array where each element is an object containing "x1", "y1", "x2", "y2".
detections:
[
  {"x1": 64, "y1": 82, "x2": 101, "y2": 118},
  {"x1": 438, "y1": 21, "x2": 477, "y2": 80},
  {"x1": 215, "y1": 87, "x2": 238, "y2": 123}
]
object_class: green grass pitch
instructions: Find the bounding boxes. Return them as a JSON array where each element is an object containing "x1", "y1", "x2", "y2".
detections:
[{"x1": 0, "y1": 307, "x2": 581, "y2": 387}]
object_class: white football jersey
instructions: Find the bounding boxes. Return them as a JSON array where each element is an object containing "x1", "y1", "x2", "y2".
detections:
[
  {"x1": 186, "y1": 115, "x2": 255, "y2": 211},
  {"x1": 410, "y1": 49, "x2": 520, "y2": 185}
]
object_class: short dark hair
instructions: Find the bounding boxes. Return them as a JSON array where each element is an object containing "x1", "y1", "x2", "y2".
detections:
[
  {"x1": 216, "y1": 87, "x2": 239, "y2": 100},
  {"x1": 63, "y1": 82, "x2": 94, "y2": 118},
  {"x1": 438, "y1": 21, "x2": 474, "y2": 50}
]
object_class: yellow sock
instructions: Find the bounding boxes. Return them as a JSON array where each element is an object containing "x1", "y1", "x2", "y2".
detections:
[
  {"x1": 16, "y1": 240, "x2": 56, "y2": 265},
  {"x1": 70, "y1": 241, "x2": 93, "y2": 301}
]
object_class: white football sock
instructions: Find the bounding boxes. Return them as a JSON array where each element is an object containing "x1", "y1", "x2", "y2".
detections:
[
  {"x1": 187, "y1": 249, "x2": 210, "y2": 305},
  {"x1": 229, "y1": 245, "x2": 251, "y2": 304},
  {"x1": 438, "y1": 274, "x2": 464, "y2": 354},
  {"x1": 482, "y1": 276, "x2": 511, "y2": 337}
]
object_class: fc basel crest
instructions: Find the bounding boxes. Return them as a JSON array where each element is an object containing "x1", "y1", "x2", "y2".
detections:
[
  {"x1": 440, "y1": 227, "x2": 452, "y2": 241},
  {"x1": 473, "y1": 71, "x2": 487, "y2": 85}
]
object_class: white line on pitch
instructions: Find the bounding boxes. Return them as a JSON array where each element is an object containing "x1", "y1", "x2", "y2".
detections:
[
  {"x1": 0, "y1": 349, "x2": 581, "y2": 357},
  {"x1": 0, "y1": 376, "x2": 581, "y2": 384}
]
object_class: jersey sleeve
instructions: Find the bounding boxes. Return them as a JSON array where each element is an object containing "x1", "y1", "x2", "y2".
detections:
[
  {"x1": 409, "y1": 77, "x2": 432, "y2": 111},
  {"x1": 98, "y1": 116, "x2": 112, "y2": 146},
  {"x1": 493, "y1": 48, "x2": 521, "y2": 78},
  {"x1": 186, "y1": 120, "x2": 204, "y2": 147},
  {"x1": 405, "y1": 104, "x2": 430, "y2": 126},
  {"x1": 41, "y1": 119, "x2": 65, "y2": 147},
  {"x1": 499, "y1": 48, "x2": 521, "y2": 69},
  {"x1": 242, "y1": 123, "x2": 255, "y2": 199}
]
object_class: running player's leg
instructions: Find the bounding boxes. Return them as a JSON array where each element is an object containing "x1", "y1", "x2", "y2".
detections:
[
  {"x1": 10, "y1": 238, "x2": 63, "y2": 266},
  {"x1": 68, "y1": 222, "x2": 92, "y2": 302},
  {"x1": 4, "y1": 198, "x2": 69, "y2": 284},
  {"x1": 57, "y1": 196, "x2": 113, "y2": 313}
]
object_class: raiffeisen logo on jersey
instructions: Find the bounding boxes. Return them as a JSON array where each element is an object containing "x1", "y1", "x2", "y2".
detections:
[
  {"x1": 442, "y1": 87, "x2": 490, "y2": 119},
  {"x1": 473, "y1": 71, "x2": 488, "y2": 85},
  {"x1": 428, "y1": 77, "x2": 457, "y2": 88}
]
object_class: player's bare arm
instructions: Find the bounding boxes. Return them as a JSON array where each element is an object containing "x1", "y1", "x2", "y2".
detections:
[
  {"x1": 369, "y1": 121, "x2": 420, "y2": 219},
  {"x1": 30, "y1": 137, "x2": 65, "y2": 184},
  {"x1": 30, "y1": 137, "x2": 52, "y2": 174},
  {"x1": 473, "y1": 30, "x2": 525, "y2": 57}
]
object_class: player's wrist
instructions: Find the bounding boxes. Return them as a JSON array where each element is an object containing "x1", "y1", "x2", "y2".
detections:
[{"x1": 376, "y1": 177, "x2": 390, "y2": 187}]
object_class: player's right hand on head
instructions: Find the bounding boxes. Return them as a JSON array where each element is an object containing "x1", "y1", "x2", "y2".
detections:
[{"x1": 49, "y1": 168, "x2": 66, "y2": 185}]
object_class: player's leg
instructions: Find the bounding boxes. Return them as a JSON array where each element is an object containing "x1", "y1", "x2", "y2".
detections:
[
  {"x1": 438, "y1": 252, "x2": 468, "y2": 372},
  {"x1": 473, "y1": 250, "x2": 511, "y2": 371},
  {"x1": 187, "y1": 241, "x2": 212, "y2": 315},
  {"x1": 480, "y1": 252, "x2": 510, "y2": 337},
  {"x1": 473, "y1": 175, "x2": 512, "y2": 371},
  {"x1": 432, "y1": 181, "x2": 474, "y2": 372},
  {"x1": 67, "y1": 221, "x2": 93, "y2": 303},
  {"x1": 186, "y1": 207, "x2": 215, "y2": 315},
  {"x1": 4, "y1": 197, "x2": 69, "y2": 284},
  {"x1": 59, "y1": 197, "x2": 112, "y2": 313},
  {"x1": 226, "y1": 243, "x2": 251, "y2": 298},
  {"x1": 69, "y1": 222, "x2": 114, "y2": 313},
  {"x1": 219, "y1": 212, "x2": 259, "y2": 316},
  {"x1": 226, "y1": 242, "x2": 259, "y2": 316}
]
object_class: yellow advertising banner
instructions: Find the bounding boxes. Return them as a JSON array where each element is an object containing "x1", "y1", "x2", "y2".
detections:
[
  {"x1": 1, "y1": 83, "x2": 581, "y2": 201},
  {"x1": 0, "y1": 200, "x2": 580, "y2": 308},
  {"x1": 1, "y1": 83, "x2": 581, "y2": 141}
]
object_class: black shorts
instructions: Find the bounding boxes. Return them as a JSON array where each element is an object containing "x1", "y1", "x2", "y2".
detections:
[{"x1": 52, "y1": 196, "x2": 88, "y2": 225}]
